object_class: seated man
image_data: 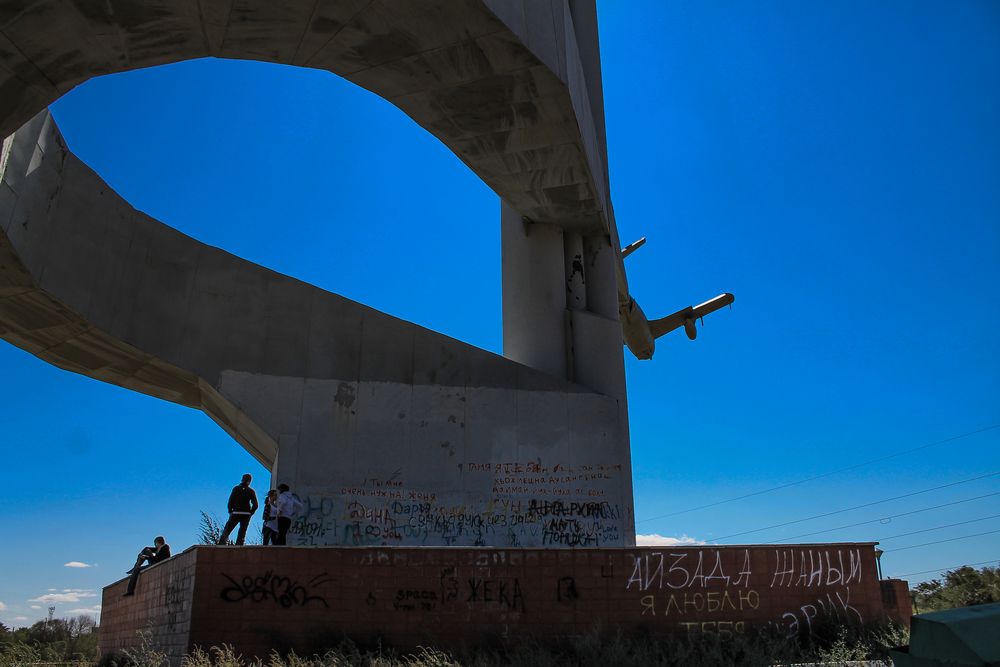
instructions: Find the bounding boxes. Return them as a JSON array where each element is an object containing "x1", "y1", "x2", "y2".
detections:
[{"x1": 123, "y1": 536, "x2": 171, "y2": 596}]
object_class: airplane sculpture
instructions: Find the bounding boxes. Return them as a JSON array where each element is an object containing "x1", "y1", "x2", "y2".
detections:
[{"x1": 617, "y1": 236, "x2": 734, "y2": 360}]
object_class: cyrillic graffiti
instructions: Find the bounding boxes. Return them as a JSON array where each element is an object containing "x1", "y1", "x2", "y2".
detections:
[{"x1": 625, "y1": 548, "x2": 870, "y2": 637}]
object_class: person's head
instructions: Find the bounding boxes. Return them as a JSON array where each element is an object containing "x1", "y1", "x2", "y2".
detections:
[
  {"x1": 278, "y1": 483, "x2": 289, "y2": 493},
  {"x1": 267, "y1": 489, "x2": 278, "y2": 501},
  {"x1": 240, "y1": 473, "x2": 252, "y2": 487},
  {"x1": 153, "y1": 536, "x2": 165, "y2": 547}
]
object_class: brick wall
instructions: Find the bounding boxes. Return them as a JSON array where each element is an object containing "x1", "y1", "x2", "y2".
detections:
[
  {"x1": 99, "y1": 544, "x2": 903, "y2": 664},
  {"x1": 99, "y1": 549, "x2": 197, "y2": 659},
  {"x1": 879, "y1": 579, "x2": 912, "y2": 629}
]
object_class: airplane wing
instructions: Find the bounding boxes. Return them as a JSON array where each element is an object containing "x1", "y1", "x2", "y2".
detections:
[{"x1": 648, "y1": 293, "x2": 735, "y2": 340}]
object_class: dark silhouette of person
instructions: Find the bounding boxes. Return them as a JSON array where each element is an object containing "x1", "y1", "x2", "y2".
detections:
[
  {"x1": 217, "y1": 473, "x2": 259, "y2": 545},
  {"x1": 261, "y1": 488, "x2": 279, "y2": 545},
  {"x1": 123, "y1": 536, "x2": 170, "y2": 596}
]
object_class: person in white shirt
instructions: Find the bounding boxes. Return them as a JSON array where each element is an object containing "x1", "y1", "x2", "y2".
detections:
[{"x1": 274, "y1": 483, "x2": 302, "y2": 545}]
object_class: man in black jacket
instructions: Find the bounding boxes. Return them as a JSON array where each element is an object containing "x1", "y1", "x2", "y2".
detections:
[
  {"x1": 217, "y1": 473, "x2": 259, "y2": 545},
  {"x1": 123, "y1": 536, "x2": 170, "y2": 596}
]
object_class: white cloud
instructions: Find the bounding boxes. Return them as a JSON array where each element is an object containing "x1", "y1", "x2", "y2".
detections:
[
  {"x1": 63, "y1": 561, "x2": 93, "y2": 569},
  {"x1": 13, "y1": 616, "x2": 27, "y2": 621},
  {"x1": 0, "y1": 601, "x2": 6, "y2": 611},
  {"x1": 635, "y1": 533, "x2": 706, "y2": 546},
  {"x1": 30, "y1": 605, "x2": 41, "y2": 610},
  {"x1": 29, "y1": 589, "x2": 97, "y2": 604}
]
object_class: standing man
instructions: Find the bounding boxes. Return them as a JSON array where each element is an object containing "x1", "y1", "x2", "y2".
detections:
[
  {"x1": 123, "y1": 536, "x2": 170, "y2": 596},
  {"x1": 217, "y1": 473, "x2": 259, "y2": 545}
]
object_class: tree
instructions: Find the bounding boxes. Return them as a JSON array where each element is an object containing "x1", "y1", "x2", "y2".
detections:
[
  {"x1": 912, "y1": 564, "x2": 1000, "y2": 612},
  {"x1": 199, "y1": 510, "x2": 224, "y2": 545},
  {"x1": 0, "y1": 615, "x2": 98, "y2": 664},
  {"x1": 200, "y1": 510, "x2": 263, "y2": 545}
]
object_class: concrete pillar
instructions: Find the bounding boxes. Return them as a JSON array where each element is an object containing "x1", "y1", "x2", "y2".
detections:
[
  {"x1": 583, "y1": 234, "x2": 619, "y2": 319},
  {"x1": 502, "y1": 201, "x2": 626, "y2": 400},
  {"x1": 501, "y1": 201, "x2": 567, "y2": 379},
  {"x1": 564, "y1": 232, "x2": 586, "y2": 311}
]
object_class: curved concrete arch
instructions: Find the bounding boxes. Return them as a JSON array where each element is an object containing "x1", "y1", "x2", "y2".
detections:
[
  {"x1": 0, "y1": 0, "x2": 613, "y2": 232},
  {"x1": 0, "y1": 1, "x2": 634, "y2": 547}
]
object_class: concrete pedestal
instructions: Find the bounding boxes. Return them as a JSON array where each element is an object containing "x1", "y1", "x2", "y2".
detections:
[{"x1": 98, "y1": 543, "x2": 903, "y2": 665}]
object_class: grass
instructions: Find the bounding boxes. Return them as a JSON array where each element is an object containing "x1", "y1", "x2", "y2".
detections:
[{"x1": 90, "y1": 621, "x2": 907, "y2": 667}]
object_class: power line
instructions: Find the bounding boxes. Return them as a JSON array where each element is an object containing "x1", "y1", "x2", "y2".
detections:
[
  {"x1": 638, "y1": 423, "x2": 1000, "y2": 524},
  {"x1": 875, "y1": 513, "x2": 1000, "y2": 542},
  {"x1": 886, "y1": 528, "x2": 1000, "y2": 553},
  {"x1": 713, "y1": 471, "x2": 999, "y2": 542},
  {"x1": 891, "y1": 559, "x2": 999, "y2": 578},
  {"x1": 770, "y1": 491, "x2": 1000, "y2": 543}
]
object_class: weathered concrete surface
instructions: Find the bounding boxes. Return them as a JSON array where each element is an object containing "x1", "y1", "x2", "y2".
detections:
[
  {"x1": 1, "y1": 112, "x2": 634, "y2": 547},
  {"x1": 0, "y1": 0, "x2": 614, "y2": 234},
  {"x1": 98, "y1": 544, "x2": 902, "y2": 664},
  {"x1": 0, "y1": 1, "x2": 637, "y2": 547}
]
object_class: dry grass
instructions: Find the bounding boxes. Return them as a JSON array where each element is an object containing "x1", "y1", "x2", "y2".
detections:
[{"x1": 91, "y1": 622, "x2": 907, "y2": 667}]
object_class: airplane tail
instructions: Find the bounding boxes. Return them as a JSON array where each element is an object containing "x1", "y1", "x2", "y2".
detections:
[{"x1": 649, "y1": 293, "x2": 735, "y2": 341}]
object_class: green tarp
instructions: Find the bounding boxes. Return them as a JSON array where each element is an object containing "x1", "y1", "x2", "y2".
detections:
[{"x1": 890, "y1": 602, "x2": 1000, "y2": 666}]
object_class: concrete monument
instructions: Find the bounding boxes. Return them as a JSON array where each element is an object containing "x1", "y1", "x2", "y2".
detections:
[{"x1": 0, "y1": 0, "x2": 731, "y2": 548}]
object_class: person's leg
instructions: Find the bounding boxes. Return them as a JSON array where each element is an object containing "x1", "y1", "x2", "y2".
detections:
[
  {"x1": 277, "y1": 517, "x2": 291, "y2": 545},
  {"x1": 217, "y1": 514, "x2": 240, "y2": 545},
  {"x1": 124, "y1": 556, "x2": 146, "y2": 595},
  {"x1": 235, "y1": 514, "x2": 250, "y2": 545},
  {"x1": 262, "y1": 526, "x2": 274, "y2": 545}
]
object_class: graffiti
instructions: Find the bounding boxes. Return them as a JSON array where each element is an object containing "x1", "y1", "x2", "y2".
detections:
[
  {"x1": 467, "y1": 577, "x2": 525, "y2": 611},
  {"x1": 623, "y1": 548, "x2": 872, "y2": 636},
  {"x1": 770, "y1": 548, "x2": 863, "y2": 588},
  {"x1": 440, "y1": 567, "x2": 460, "y2": 603},
  {"x1": 164, "y1": 582, "x2": 183, "y2": 632},
  {"x1": 527, "y1": 500, "x2": 619, "y2": 519},
  {"x1": 639, "y1": 589, "x2": 760, "y2": 617},
  {"x1": 219, "y1": 571, "x2": 331, "y2": 608},
  {"x1": 627, "y1": 550, "x2": 753, "y2": 591},
  {"x1": 279, "y1": 458, "x2": 627, "y2": 548},
  {"x1": 121, "y1": 545, "x2": 884, "y2": 650},
  {"x1": 479, "y1": 461, "x2": 620, "y2": 497},
  {"x1": 770, "y1": 586, "x2": 864, "y2": 638},
  {"x1": 679, "y1": 620, "x2": 746, "y2": 639},
  {"x1": 557, "y1": 576, "x2": 579, "y2": 603},
  {"x1": 163, "y1": 565, "x2": 192, "y2": 633},
  {"x1": 290, "y1": 494, "x2": 339, "y2": 546},
  {"x1": 289, "y1": 516, "x2": 334, "y2": 544},
  {"x1": 393, "y1": 589, "x2": 437, "y2": 611}
]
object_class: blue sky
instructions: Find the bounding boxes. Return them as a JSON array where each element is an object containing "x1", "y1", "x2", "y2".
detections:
[{"x1": 1, "y1": 1, "x2": 998, "y2": 627}]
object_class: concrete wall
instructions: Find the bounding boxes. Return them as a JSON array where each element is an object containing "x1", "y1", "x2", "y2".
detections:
[
  {"x1": 99, "y1": 544, "x2": 901, "y2": 664},
  {"x1": 0, "y1": 1, "x2": 634, "y2": 548},
  {"x1": 0, "y1": 112, "x2": 634, "y2": 547},
  {"x1": 0, "y1": 0, "x2": 614, "y2": 234}
]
